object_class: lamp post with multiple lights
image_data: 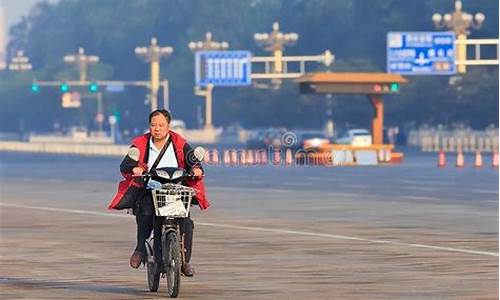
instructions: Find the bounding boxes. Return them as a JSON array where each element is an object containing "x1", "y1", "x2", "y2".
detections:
[
  {"x1": 63, "y1": 47, "x2": 99, "y2": 82},
  {"x1": 135, "y1": 37, "x2": 173, "y2": 111},
  {"x1": 8, "y1": 50, "x2": 32, "y2": 71},
  {"x1": 432, "y1": 0, "x2": 485, "y2": 73},
  {"x1": 254, "y1": 22, "x2": 299, "y2": 74}
]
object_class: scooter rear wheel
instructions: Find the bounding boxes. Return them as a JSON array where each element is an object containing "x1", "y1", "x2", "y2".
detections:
[
  {"x1": 147, "y1": 261, "x2": 160, "y2": 292},
  {"x1": 146, "y1": 240, "x2": 160, "y2": 292}
]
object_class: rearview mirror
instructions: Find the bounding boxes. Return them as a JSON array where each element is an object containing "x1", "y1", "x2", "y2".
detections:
[
  {"x1": 127, "y1": 147, "x2": 140, "y2": 161},
  {"x1": 194, "y1": 146, "x2": 206, "y2": 162}
]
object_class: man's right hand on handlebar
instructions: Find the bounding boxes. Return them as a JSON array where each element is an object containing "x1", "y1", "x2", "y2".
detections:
[{"x1": 132, "y1": 166, "x2": 145, "y2": 176}]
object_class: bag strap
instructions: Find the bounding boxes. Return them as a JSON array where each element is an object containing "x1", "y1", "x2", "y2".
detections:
[{"x1": 150, "y1": 135, "x2": 172, "y2": 170}]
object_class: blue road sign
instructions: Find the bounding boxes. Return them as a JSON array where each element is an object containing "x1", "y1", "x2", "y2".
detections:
[
  {"x1": 387, "y1": 32, "x2": 456, "y2": 75},
  {"x1": 195, "y1": 51, "x2": 252, "y2": 87},
  {"x1": 106, "y1": 83, "x2": 125, "y2": 93}
]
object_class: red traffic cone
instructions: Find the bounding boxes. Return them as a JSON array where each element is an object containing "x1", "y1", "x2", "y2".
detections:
[
  {"x1": 260, "y1": 150, "x2": 268, "y2": 165},
  {"x1": 272, "y1": 149, "x2": 281, "y2": 165},
  {"x1": 492, "y1": 150, "x2": 499, "y2": 168},
  {"x1": 204, "y1": 150, "x2": 211, "y2": 164},
  {"x1": 230, "y1": 150, "x2": 238, "y2": 166},
  {"x1": 247, "y1": 150, "x2": 254, "y2": 165},
  {"x1": 211, "y1": 149, "x2": 219, "y2": 165},
  {"x1": 240, "y1": 151, "x2": 247, "y2": 166},
  {"x1": 437, "y1": 150, "x2": 446, "y2": 168},
  {"x1": 474, "y1": 150, "x2": 483, "y2": 168},
  {"x1": 456, "y1": 149, "x2": 465, "y2": 168},
  {"x1": 223, "y1": 150, "x2": 230, "y2": 166},
  {"x1": 285, "y1": 149, "x2": 293, "y2": 166},
  {"x1": 255, "y1": 150, "x2": 261, "y2": 165}
]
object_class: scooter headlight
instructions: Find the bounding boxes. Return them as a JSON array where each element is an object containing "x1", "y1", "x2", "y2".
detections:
[
  {"x1": 156, "y1": 170, "x2": 170, "y2": 179},
  {"x1": 172, "y1": 170, "x2": 184, "y2": 179}
]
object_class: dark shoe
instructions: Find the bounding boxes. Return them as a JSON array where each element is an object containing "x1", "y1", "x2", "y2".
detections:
[
  {"x1": 181, "y1": 263, "x2": 194, "y2": 277},
  {"x1": 130, "y1": 250, "x2": 143, "y2": 269}
]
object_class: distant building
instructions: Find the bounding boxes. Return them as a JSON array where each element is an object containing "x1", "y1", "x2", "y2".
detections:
[{"x1": 0, "y1": 5, "x2": 5, "y2": 70}]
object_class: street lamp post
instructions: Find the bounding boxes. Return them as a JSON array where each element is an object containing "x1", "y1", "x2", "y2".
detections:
[
  {"x1": 8, "y1": 50, "x2": 32, "y2": 71},
  {"x1": 189, "y1": 32, "x2": 229, "y2": 129},
  {"x1": 63, "y1": 47, "x2": 99, "y2": 82},
  {"x1": 254, "y1": 22, "x2": 299, "y2": 74},
  {"x1": 432, "y1": 0, "x2": 485, "y2": 73},
  {"x1": 135, "y1": 37, "x2": 173, "y2": 111},
  {"x1": 63, "y1": 47, "x2": 104, "y2": 133}
]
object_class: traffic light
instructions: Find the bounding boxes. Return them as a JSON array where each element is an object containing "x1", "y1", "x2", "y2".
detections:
[
  {"x1": 31, "y1": 83, "x2": 40, "y2": 93},
  {"x1": 390, "y1": 83, "x2": 400, "y2": 92},
  {"x1": 89, "y1": 82, "x2": 98, "y2": 93},
  {"x1": 60, "y1": 82, "x2": 69, "y2": 92}
]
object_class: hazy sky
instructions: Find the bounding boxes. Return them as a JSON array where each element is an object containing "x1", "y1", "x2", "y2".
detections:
[{"x1": 1, "y1": 0, "x2": 49, "y2": 30}]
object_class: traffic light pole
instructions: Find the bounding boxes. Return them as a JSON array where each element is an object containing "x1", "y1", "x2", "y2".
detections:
[
  {"x1": 194, "y1": 84, "x2": 213, "y2": 129},
  {"x1": 97, "y1": 92, "x2": 103, "y2": 132},
  {"x1": 162, "y1": 80, "x2": 169, "y2": 110}
]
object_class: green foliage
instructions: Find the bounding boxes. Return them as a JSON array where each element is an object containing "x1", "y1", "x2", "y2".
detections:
[{"x1": 0, "y1": 0, "x2": 498, "y2": 132}]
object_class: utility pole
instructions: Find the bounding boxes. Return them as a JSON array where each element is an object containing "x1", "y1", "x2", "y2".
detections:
[{"x1": 135, "y1": 37, "x2": 173, "y2": 111}]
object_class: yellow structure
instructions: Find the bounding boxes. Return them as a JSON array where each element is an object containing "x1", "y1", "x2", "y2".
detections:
[
  {"x1": 432, "y1": 0, "x2": 485, "y2": 74},
  {"x1": 63, "y1": 48, "x2": 99, "y2": 82},
  {"x1": 135, "y1": 38, "x2": 173, "y2": 111},
  {"x1": 254, "y1": 22, "x2": 298, "y2": 75}
]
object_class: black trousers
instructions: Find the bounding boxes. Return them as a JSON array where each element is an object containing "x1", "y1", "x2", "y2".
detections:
[{"x1": 135, "y1": 213, "x2": 194, "y2": 263}]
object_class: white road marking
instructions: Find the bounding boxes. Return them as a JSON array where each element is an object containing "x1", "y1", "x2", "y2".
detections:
[
  {"x1": 196, "y1": 222, "x2": 498, "y2": 257},
  {"x1": 209, "y1": 186, "x2": 290, "y2": 193},
  {"x1": 400, "y1": 180, "x2": 456, "y2": 186},
  {"x1": 401, "y1": 195, "x2": 441, "y2": 201},
  {"x1": 470, "y1": 189, "x2": 499, "y2": 195},
  {"x1": 327, "y1": 192, "x2": 377, "y2": 198},
  {"x1": 1, "y1": 203, "x2": 497, "y2": 258},
  {"x1": 404, "y1": 186, "x2": 441, "y2": 192}
]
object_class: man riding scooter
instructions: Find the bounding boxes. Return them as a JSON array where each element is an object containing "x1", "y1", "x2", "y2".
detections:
[{"x1": 108, "y1": 109, "x2": 210, "y2": 276}]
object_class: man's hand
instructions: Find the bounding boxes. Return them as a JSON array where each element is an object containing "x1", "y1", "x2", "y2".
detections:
[
  {"x1": 132, "y1": 167, "x2": 145, "y2": 176},
  {"x1": 192, "y1": 167, "x2": 203, "y2": 177}
]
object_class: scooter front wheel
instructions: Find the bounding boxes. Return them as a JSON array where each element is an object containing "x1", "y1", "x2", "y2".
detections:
[{"x1": 163, "y1": 231, "x2": 181, "y2": 298}]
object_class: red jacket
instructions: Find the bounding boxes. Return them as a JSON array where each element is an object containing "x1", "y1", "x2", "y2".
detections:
[{"x1": 108, "y1": 131, "x2": 210, "y2": 210}]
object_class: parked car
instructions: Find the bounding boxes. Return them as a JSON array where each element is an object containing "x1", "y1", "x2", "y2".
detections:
[
  {"x1": 336, "y1": 129, "x2": 372, "y2": 146},
  {"x1": 299, "y1": 133, "x2": 330, "y2": 149},
  {"x1": 246, "y1": 128, "x2": 291, "y2": 149}
]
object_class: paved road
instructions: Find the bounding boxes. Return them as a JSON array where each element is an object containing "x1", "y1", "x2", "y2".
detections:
[{"x1": 0, "y1": 152, "x2": 498, "y2": 299}]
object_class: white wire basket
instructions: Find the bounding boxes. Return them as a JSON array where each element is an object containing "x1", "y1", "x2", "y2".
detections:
[{"x1": 151, "y1": 183, "x2": 195, "y2": 218}]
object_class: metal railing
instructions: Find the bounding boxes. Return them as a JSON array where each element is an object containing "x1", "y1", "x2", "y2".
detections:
[
  {"x1": 455, "y1": 38, "x2": 499, "y2": 66},
  {"x1": 250, "y1": 50, "x2": 334, "y2": 79}
]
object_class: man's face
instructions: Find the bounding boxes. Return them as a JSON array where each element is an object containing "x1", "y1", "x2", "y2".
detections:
[{"x1": 149, "y1": 114, "x2": 170, "y2": 140}]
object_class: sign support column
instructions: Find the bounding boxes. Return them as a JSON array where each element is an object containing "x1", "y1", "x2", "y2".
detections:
[
  {"x1": 369, "y1": 95, "x2": 384, "y2": 145},
  {"x1": 205, "y1": 84, "x2": 213, "y2": 128}
]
